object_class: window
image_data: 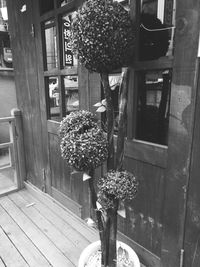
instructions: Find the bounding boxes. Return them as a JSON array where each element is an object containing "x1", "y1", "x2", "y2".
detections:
[
  {"x1": 140, "y1": 0, "x2": 175, "y2": 60},
  {"x1": 40, "y1": 2, "x2": 79, "y2": 121},
  {"x1": 101, "y1": 73, "x2": 121, "y2": 134},
  {"x1": 0, "y1": 0, "x2": 13, "y2": 69},
  {"x1": 64, "y1": 75, "x2": 79, "y2": 114},
  {"x1": 135, "y1": 69, "x2": 171, "y2": 145},
  {"x1": 44, "y1": 20, "x2": 57, "y2": 70},
  {"x1": 129, "y1": 0, "x2": 175, "y2": 147}
]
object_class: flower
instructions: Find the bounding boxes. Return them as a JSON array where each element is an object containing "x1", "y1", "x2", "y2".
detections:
[
  {"x1": 71, "y1": 0, "x2": 135, "y2": 73},
  {"x1": 59, "y1": 110, "x2": 97, "y2": 138},
  {"x1": 59, "y1": 110, "x2": 108, "y2": 171},
  {"x1": 98, "y1": 170, "x2": 138, "y2": 209}
]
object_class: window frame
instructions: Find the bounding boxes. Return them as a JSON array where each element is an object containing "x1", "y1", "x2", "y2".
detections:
[
  {"x1": 40, "y1": 0, "x2": 79, "y2": 122},
  {"x1": 125, "y1": 0, "x2": 175, "y2": 168}
]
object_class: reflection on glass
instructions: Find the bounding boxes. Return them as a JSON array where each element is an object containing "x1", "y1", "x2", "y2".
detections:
[
  {"x1": 140, "y1": 0, "x2": 175, "y2": 60},
  {"x1": 109, "y1": 74, "x2": 121, "y2": 133},
  {"x1": 64, "y1": 76, "x2": 79, "y2": 114},
  {"x1": 40, "y1": 0, "x2": 54, "y2": 15},
  {"x1": 136, "y1": 69, "x2": 171, "y2": 145},
  {"x1": 58, "y1": 0, "x2": 72, "y2": 7},
  {"x1": 44, "y1": 20, "x2": 57, "y2": 70},
  {"x1": 62, "y1": 13, "x2": 77, "y2": 68},
  {"x1": 0, "y1": 146, "x2": 10, "y2": 169},
  {"x1": 47, "y1": 77, "x2": 60, "y2": 121},
  {"x1": 101, "y1": 73, "x2": 122, "y2": 134}
]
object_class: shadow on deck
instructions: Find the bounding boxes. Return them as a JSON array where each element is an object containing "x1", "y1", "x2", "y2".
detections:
[{"x1": 0, "y1": 184, "x2": 99, "y2": 267}]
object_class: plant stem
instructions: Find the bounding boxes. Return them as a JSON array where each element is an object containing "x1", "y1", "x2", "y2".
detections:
[
  {"x1": 100, "y1": 73, "x2": 115, "y2": 170},
  {"x1": 107, "y1": 200, "x2": 119, "y2": 267},
  {"x1": 115, "y1": 67, "x2": 130, "y2": 170},
  {"x1": 88, "y1": 168, "x2": 106, "y2": 265},
  {"x1": 88, "y1": 169, "x2": 109, "y2": 267}
]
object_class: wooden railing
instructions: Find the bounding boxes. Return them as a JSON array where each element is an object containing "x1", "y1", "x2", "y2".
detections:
[{"x1": 0, "y1": 109, "x2": 26, "y2": 195}]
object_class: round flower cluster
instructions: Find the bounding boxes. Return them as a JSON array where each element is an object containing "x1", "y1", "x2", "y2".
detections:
[
  {"x1": 71, "y1": 0, "x2": 135, "y2": 73},
  {"x1": 59, "y1": 110, "x2": 108, "y2": 172},
  {"x1": 59, "y1": 110, "x2": 97, "y2": 138},
  {"x1": 98, "y1": 170, "x2": 138, "y2": 209}
]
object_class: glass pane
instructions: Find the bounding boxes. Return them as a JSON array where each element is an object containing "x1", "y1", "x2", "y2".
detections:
[
  {"x1": 64, "y1": 75, "x2": 79, "y2": 114},
  {"x1": 0, "y1": 122, "x2": 10, "y2": 144},
  {"x1": 100, "y1": 73, "x2": 122, "y2": 134},
  {"x1": 0, "y1": 146, "x2": 10, "y2": 169},
  {"x1": 0, "y1": 1, "x2": 13, "y2": 68},
  {"x1": 140, "y1": 0, "x2": 176, "y2": 60},
  {"x1": 135, "y1": 69, "x2": 172, "y2": 145},
  {"x1": 47, "y1": 77, "x2": 61, "y2": 121},
  {"x1": 40, "y1": 0, "x2": 54, "y2": 15},
  {"x1": 44, "y1": 20, "x2": 58, "y2": 70},
  {"x1": 109, "y1": 74, "x2": 121, "y2": 133},
  {"x1": 62, "y1": 13, "x2": 78, "y2": 68}
]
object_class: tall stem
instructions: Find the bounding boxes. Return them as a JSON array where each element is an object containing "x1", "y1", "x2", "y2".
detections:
[
  {"x1": 115, "y1": 67, "x2": 130, "y2": 170},
  {"x1": 88, "y1": 168, "x2": 106, "y2": 265},
  {"x1": 107, "y1": 200, "x2": 119, "y2": 267},
  {"x1": 100, "y1": 73, "x2": 115, "y2": 170}
]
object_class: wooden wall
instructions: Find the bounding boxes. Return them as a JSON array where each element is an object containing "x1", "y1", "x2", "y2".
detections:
[
  {"x1": 6, "y1": 0, "x2": 45, "y2": 189},
  {"x1": 183, "y1": 60, "x2": 200, "y2": 267},
  {"x1": 6, "y1": 0, "x2": 200, "y2": 266}
]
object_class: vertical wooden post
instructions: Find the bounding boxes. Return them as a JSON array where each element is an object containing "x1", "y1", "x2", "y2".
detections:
[{"x1": 11, "y1": 108, "x2": 26, "y2": 189}]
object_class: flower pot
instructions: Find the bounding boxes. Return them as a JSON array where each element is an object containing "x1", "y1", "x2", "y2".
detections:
[{"x1": 78, "y1": 240, "x2": 140, "y2": 267}]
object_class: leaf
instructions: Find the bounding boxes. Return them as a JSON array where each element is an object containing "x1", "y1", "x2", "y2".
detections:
[
  {"x1": 117, "y1": 209, "x2": 126, "y2": 218},
  {"x1": 96, "y1": 106, "x2": 106, "y2": 113},
  {"x1": 101, "y1": 99, "x2": 106, "y2": 105},
  {"x1": 96, "y1": 201, "x2": 102, "y2": 210},
  {"x1": 83, "y1": 172, "x2": 91, "y2": 181},
  {"x1": 93, "y1": 102, "x2": 102, "y2": 107},
  {"x1": 85, "y1": 218, "x2": 96, "y2": 228}
]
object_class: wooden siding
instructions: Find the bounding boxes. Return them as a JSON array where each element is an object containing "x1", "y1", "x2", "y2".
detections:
[
  {"x1": 183, "y1": 60, "x2": 200, "y2": 267},
  {"x1": 5, "y1": 0, "x2": 200, "y2": 266},
  {"x1": 6, "y1": 0, "x2": 45, "y2": 189},
  {"x1": 160, "y1": 0, "x2": 200, "y2": 266}
]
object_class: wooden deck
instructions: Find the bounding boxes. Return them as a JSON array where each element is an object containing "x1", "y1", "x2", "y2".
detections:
[
  {"x1": 0, "y1": 184, "x2": 146, "y2": 267},
  {"x1": 0, "y1": 186, "x2": 99, "y2": 267}
]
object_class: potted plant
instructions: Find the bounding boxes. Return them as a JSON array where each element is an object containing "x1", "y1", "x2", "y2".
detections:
[{"x1": 59, "y1": 0, "x2": 139, "y2": 266}]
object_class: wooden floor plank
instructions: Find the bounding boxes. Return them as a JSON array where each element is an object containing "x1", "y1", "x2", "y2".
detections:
[
  {"x1": 0, "y1": 196, "x2": 74, "y2": 267},
  {"x1": 0, "y1": 257, "x2": 6, "y2": 267},
  {"x1": 19, "y1": 189, "x2": 90, "y2": 250},
  {"x1": 25, "y1": 182, "x2": 99, "y2": 242},
  {"x1": 0, "y1": 205, "x2": 51, "y2": 267},
  {"x1": 0, "y1": 226, "x2": 28, "y2": 267},
  {"x1": 8, "y1": 192, "x2": 82, "y2": 266}
]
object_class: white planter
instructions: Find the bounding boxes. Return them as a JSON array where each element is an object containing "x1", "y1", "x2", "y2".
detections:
[{"x1": 78, "y1": 240, "x2": 140, "y2": 267}]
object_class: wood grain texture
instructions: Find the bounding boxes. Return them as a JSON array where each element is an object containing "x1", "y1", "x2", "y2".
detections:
[
  {"x1": 0, "y1": 223, "x2": 28, "y2": 267},
  {"x1": 0, "y1": 195, "x2": 75, "y2": 267},
  {"x1": 7, "y1": 0, "x2": 44, "y2": 188},
  {"x1": 0, "y1": 258, "x2": 5, "y2": 267},
  {"x1": 0, "y1": 205, "x2": 51, "y2": 267},
  {"x1": 160, "y1": 0, "x2": 200, "y2": 266},
  {"x1": 8, "y1": 192, "x2": 80, "y2": 265},
  {"x1": 183, "y1": 61, "x2": 200, "y2": 267}
]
